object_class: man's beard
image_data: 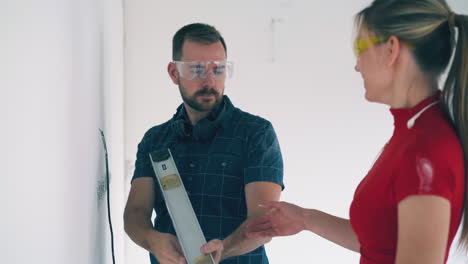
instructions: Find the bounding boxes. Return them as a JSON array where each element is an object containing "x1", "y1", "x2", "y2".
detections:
[{"x1": 179, "y1": 84, "x2": 223, "y2": 112}]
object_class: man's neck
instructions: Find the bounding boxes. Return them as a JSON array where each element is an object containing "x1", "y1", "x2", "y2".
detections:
[{"x1": 184, "y1": 104, "x2": 210, "y2": 126}]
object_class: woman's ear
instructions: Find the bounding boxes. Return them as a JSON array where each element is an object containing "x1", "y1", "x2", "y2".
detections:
[
  {"x1": 387, "y1": 35, "x2": 401, "y2": 67},
  {"x1": 168, "y1": 62, "x2": 179, "y2": 85}
]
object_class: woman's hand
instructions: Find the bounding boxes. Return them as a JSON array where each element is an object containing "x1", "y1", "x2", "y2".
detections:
[{"x1": 245, "y1": 201, "x2": 307, "y2": 238}]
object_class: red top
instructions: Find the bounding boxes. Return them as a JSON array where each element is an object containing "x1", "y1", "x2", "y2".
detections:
[{"x1": 349, "y1": 92, "x2": 465, "y2": 264}]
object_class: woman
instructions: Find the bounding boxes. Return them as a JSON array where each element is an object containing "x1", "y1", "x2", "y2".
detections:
[{"x1": 246, "y1": 0, "x2": 468, "y2": 263}]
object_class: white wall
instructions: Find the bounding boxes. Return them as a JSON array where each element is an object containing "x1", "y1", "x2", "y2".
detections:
[
  {"x1": 124, "y1": 0, "x2": 468, "y2": 263},
  {"x1": 1, "y1": 0, "x2": 125, "y2": 263}
]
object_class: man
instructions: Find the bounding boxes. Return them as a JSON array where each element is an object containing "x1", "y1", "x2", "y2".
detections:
[{"x1": 124, "y1": 23, "x2": 284, "y2": 264}]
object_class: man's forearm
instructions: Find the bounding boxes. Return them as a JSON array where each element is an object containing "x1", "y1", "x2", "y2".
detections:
[
  {"x1": 221, "y1": 220, "x2": 272, "y2": 260},
  {"x1": 219, "y1": 181, "x2": 282, "y2": 260},
  {"x1": 124, "y1": 208, "x2": 155, "y2": 251}
]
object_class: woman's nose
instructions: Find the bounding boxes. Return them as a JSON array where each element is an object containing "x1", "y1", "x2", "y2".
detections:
[{"x1": 354, "y1": 62, "x2": 360, "y2": 72}]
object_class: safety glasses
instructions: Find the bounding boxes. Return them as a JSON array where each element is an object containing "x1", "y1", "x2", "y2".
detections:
[
  {"x1": 353, "y1": 36, "x2": 415, "y2": 57},
  {"x1": 173, "y1": 60, "x2": 234, "y2": 81},
  {"x1": 353, "y1": 36, "x2": 388, "y2": 57}
]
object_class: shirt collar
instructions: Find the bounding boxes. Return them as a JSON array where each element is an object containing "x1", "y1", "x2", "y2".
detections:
[
  {"x1": 172, "y1": 95, "x2": 235, "y2": 129},
  {"x1": 390, "y1": 90, "x2": 442, "y2": 131}
]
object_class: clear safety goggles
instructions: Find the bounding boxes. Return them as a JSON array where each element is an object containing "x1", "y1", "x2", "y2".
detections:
[{"x1": 173, "y1": 60, "x2": 234, "y2": 81}]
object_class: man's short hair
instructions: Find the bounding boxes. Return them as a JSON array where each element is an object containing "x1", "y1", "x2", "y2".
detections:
[{"x1": 172, "y1": 23, "x2": 227, "y2": 61}]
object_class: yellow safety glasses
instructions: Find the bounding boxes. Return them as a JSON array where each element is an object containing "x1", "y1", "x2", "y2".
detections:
[
  {"x1": 353, "y1": 36, "x2": 388, "y2": 57},
  {"x1": 353, "y1": 36, "x2": 415, "y2": 57}
]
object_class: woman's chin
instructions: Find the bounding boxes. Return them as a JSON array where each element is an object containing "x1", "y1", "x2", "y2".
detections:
[
  {"x1": 364, "y1": 91, "x2": 387, "y2": 105},
  {"x1": 364, "y1": 90, "x2": 372, "y2": 102}
]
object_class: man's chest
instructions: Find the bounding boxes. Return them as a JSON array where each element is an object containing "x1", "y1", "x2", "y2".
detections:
[{"x1": 151, "y1": 136, "x2": 247, "y2": 200}]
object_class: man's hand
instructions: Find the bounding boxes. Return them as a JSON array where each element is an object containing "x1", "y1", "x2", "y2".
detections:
[
  {"x1": 147, "y1": 230, "x2": 187, "y2": 264},
  {"x1": 200, "y1": 239, "x2": 224, "y2": 263}
]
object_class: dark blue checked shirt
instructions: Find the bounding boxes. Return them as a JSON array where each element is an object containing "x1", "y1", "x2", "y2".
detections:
[{"x1": 132, "y1": 96, "x2": 284, "y2": 264}]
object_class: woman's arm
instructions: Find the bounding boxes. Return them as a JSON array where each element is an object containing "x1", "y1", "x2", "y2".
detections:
[
  {"x1": 245, "y1": 201, "x2": 360, "y2": 252},
  {"x1": 396, "y1": 195, "x2": 451, "y2": 264}
]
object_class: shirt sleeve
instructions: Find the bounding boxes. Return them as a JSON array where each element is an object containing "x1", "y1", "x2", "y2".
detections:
[
  {"x1": 244, "y1": 121, "x2": 284, "y2": 189},
  {"x1": 131, "y1": 131, "x2": 156, "y2": 183},
  {"x1": 394, "y1": 145, "x2": 455, "y2": 203}
]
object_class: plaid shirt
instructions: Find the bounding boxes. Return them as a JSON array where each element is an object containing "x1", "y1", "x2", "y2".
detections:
[{"x1": 132, "y1": 96, "x2": 284, "y2": 264}]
